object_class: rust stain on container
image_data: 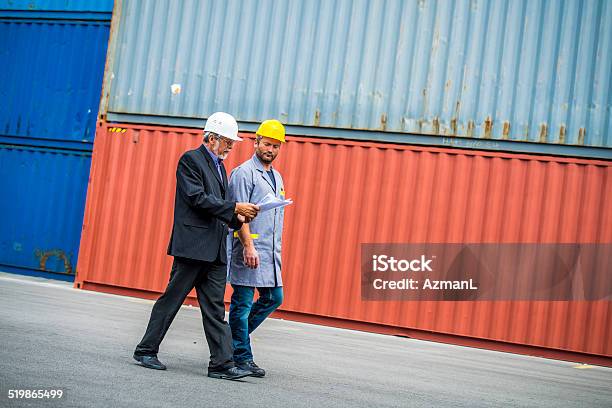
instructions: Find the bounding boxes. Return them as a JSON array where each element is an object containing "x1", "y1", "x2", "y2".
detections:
[
  {"x1": 578, "y1": 128, "x2": 586, "y2": 145},
  {"x1": 559, "y1": 125, "x2": 567, "y2": 144},
  {"x1": 35, "y1": 249, "x2": 73, "y2": 274},
  {"x1": 432, "y1": 117, "x2": 440, "y2": 134},
  {"x1": 314, "y1": 110, "x2": 321, "y2": 127},
  {"x1": 467, "y1": 120, "x2": 475, "y2": 137},
  {"x1": 417, "y1": 119, "x2": 424, "y2": 132},
  {"x1": 450, "y1": 118, "x2": 458, "y2": 135},
  {"x1": 539, "y1": 123, "x2": 548, "y2": 143},
  {"x1": 380, "y1": 113, "x2": 387, "y2": 131},
  {"x1": 502, "y1": 121, "x2": 511, "y2": 140},
  {"x1": 483, "y1": 116, "x2": 493, "y2": 139},
  {"x1": 76, "y1": 122, "x2": 612, "y2": 361}
]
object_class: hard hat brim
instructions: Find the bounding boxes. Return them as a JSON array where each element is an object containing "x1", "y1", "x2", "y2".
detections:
[{"x1": 256, "y1": 133, "x2": 286, "y2": 143}]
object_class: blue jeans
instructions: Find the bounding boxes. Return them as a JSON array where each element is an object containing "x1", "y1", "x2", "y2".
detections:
[{"x1": 229, "y1": 285, "x2": 283, "y2": 363}]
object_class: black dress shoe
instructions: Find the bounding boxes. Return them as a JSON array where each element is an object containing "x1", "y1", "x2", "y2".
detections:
[
  {"x1": 133, "y1": 354, "x2": 167, "y2": 370},
  {"x1": 207, "y1": 366, "x2": 252, "y2": 380},
  {"x1": 236, "y1": 361, "x2": 265, "y2": 377}
]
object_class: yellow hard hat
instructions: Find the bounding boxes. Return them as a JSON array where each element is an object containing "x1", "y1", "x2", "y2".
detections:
[{"x1": 256, "y1": 119, "x2": 286, "y2": 143}]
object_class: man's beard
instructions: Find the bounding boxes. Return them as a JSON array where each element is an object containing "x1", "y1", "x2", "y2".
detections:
[
  {"x1": 213, "y1": 140, "x2": 230, "y2": 159},
  {"x1": 256, "y1": 150, "x2": 276, "y2": 164}
]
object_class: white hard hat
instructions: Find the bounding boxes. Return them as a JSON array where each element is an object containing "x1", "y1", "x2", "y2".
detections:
[{"x1": 204, "y1": 112, "x2": 242, "y2": 141}]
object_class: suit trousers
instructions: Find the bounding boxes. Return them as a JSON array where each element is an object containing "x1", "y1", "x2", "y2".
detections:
[{"x1": 134, "y1": 257, "x2": 234, "y2": 370}]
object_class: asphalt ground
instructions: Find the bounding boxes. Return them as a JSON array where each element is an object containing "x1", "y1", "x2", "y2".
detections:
[{"x1": 0, "y1": 272, "x2": 610, "y2": 408}]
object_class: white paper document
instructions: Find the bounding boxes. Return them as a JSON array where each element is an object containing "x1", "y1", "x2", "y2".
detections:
[{"x1": 257, "y1": 193, "x2": 293, "y2": 212}]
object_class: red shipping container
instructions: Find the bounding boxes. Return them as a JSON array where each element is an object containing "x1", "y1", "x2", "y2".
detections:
[{"x1": 76, "y1": 122, "x2": 612, "y2": 366}]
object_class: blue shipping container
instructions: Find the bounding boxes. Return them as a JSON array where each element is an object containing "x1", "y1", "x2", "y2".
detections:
[
  {"x1": 0, "y1": 145, "x2": 91, "y2": 280},
  {"x1": 0, "y1": 18, "x2": 110, "y2": 149},
  {"x1": 0, "y1": 1, "x2": 112, "y2": 280},
  {"x1": 0, "y1": 0, "x2": 113, "y2": 13}
]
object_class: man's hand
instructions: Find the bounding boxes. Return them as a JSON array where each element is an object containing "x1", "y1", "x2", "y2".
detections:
[
  {"x1": 236, "y1": 214, "x2": 254, "y2": 223},
  {"x1": 243, "y1": 245, "x2": 259, "y2": 269},
  {"x1": 235, "y1": 203, "x2": 260, "y2": 219}
]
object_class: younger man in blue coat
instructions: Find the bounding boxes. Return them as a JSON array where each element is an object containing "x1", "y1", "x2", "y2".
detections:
[{"x1": 227, "y1": 119, "x2": 287, "y2": 377}]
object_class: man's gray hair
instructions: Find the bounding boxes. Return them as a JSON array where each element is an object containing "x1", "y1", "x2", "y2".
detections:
[{"x1": 204, "y1": 131, "x2": 218, "y2": 143}]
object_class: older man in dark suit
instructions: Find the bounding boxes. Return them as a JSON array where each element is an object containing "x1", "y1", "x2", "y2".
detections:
[{"x1": 133, "y1": 112, "x2": 259, "y2": 380}]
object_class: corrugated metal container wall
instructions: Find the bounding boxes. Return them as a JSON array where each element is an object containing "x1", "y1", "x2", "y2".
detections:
[
  {"x1": 103, "y1": 0, "x2": 612, "y2": 154},
  {"x1": 0, "y1": 145, "x2": 92, "y2": 279},
  {"x1": 0, "y1": 18, "x2": 110, "y2": 149},
  {"x1": 0, "y1": 0, "x2": 113, "y2": 12},
  {"x1": 76, "y1": 122, "x2": 612, "y2": 362},
  {"x1": 0, "y1": 1, "x2": 113, "y2": 279}
]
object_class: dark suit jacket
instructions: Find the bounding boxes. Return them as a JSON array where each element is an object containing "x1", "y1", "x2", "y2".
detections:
[{"x1": 167, "y1": 144, "x2": 242, "y2": 263}]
